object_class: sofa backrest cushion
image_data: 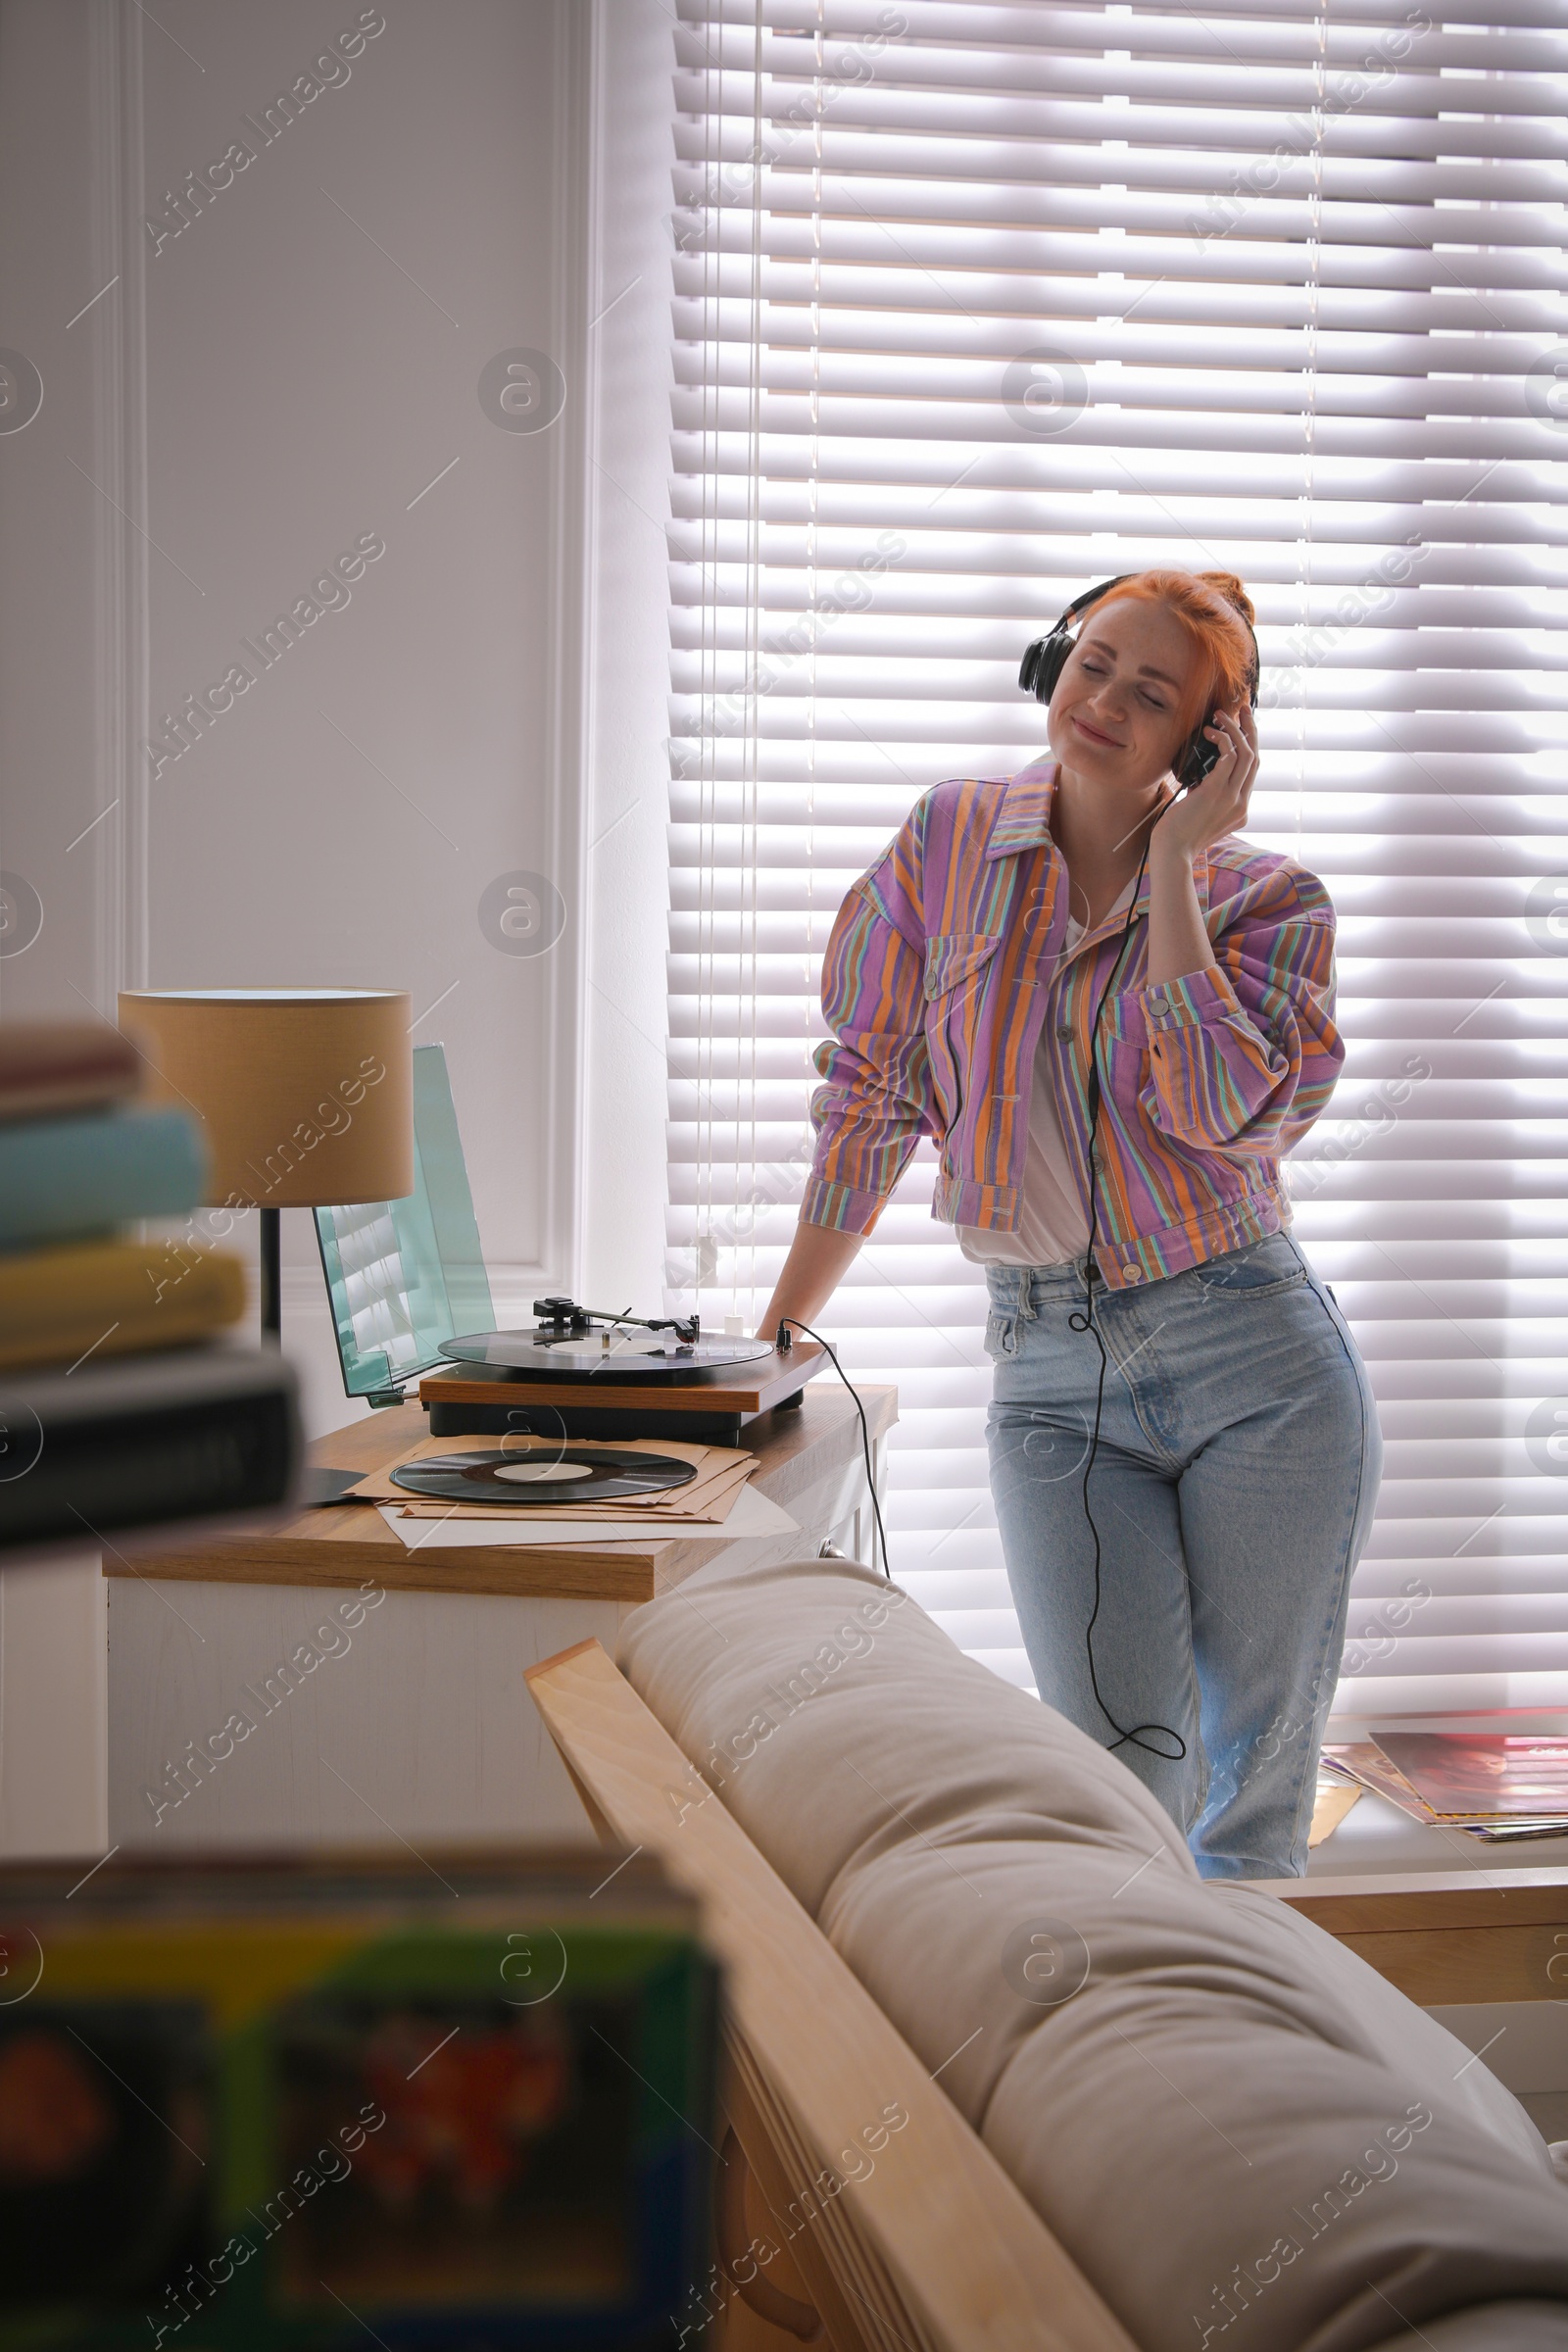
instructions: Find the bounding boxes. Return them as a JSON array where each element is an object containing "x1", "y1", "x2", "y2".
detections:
[{"x1": 618, "y1": 1558, "x2": 1568, "y2": 2352}]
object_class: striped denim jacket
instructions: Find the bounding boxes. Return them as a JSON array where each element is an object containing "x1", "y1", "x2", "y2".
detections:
[{"x1": 802, "y1": 760, "x2": 1343, "y2": 1289}]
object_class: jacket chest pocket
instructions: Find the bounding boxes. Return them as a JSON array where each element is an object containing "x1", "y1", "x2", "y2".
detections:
[
  {"x1": 1093, "y1": 982, "x2": 1153, "y2": 1112},
  {"x1": 923, "y1": 933, "x2": 1003, "y2": 1124}
]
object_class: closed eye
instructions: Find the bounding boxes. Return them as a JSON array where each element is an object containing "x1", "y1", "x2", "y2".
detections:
[{"x1": 1080, "y1": 657, "x2": 1166, "y2": 710}]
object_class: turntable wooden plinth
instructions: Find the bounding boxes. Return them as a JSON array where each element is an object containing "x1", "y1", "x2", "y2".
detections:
[{"x1": 416, "y1": 1340, "x2": 828, "y2": 1442}]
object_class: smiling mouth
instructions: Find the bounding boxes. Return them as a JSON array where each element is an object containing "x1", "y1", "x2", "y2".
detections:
[{"x1": 1072, "y1": 715, "x2": 1122, "y2": 749}]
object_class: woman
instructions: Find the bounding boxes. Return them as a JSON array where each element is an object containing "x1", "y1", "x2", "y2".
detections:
[{"x1": 758, "y1": 568, "x2": 1381, "y2": 1881}]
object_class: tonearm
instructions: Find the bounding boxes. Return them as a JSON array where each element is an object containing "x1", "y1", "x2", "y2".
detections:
[{"x1": 532, "y1": 1297, "x2": 703, "y2": 1347}]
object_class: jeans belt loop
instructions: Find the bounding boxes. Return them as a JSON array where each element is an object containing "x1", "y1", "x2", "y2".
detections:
[{"x1": 994, "y1": 1264, "x2": 1033, "y2": 1322}]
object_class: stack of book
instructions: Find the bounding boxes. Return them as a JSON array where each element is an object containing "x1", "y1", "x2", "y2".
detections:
[
  {"x1": 0, "y1": 1020, "x2": 240, "y2": 1369},
  {"x1": 0, "y1": 1020, "x2": 300, "y2": 1553},
  {"x1": 1321, "y1": 1725, "x2": 1568, "y2": 1843}
]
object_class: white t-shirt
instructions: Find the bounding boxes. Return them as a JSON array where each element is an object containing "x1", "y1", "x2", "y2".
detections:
[{"x1": 956, "y1": 883, "x2": 1133, "y2": 1270}]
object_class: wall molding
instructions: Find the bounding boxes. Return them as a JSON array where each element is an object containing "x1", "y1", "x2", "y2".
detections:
[
  {"x1": 80, "y1": 6, "x2": 592, "y2": 1301},
  {"x1": 541, "y1": 0, "x2": 595, "y2": 1296},
  {"x1": 575, "y1": 0, "x2": 679, "y2": 1312},
  {"x1": 86, "y1": 0, "x2": 150, "y2": 1006}
]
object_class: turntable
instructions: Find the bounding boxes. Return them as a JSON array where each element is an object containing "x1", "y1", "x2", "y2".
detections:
[
  {"x1": 423, "y1": 1298, "x2": 825, "y2": 1442},
  {"x1": 443, "y1": 1298, "x2": 775, "y2": 1378},
  {"x1": 312, "y1": 1047, "x2": 824, "y2": 1444}
]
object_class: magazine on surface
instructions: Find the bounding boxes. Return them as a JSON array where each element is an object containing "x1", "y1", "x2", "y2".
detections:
[
  {"x1": 1319, "y1": 1740, "x2": 1568, "y2": 1841},
  {"x1": 1373, "y1": 1732, "x2": 1568, "y2": 1819}
]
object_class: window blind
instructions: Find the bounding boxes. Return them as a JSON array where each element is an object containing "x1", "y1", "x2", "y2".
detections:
[{"x1": 664, "y1": 0, "x2": 1568, "y2": 1716}]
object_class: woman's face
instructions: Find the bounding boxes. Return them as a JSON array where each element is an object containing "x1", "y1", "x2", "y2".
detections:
[{"x1": 1046, "y1": 598, "x2": 1202, "y2": 795}]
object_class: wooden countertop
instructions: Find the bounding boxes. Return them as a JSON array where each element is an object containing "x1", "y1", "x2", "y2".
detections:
[
  {"x1": 1262, "y1": 1867, "x2": 1568, "y2": 1928},
  {"x1": 108, "y1": 1383, "x2": 897, "y2": 1602},
  {"x1": 1257, "y1": 1868, "x2": 1568, "y2": 2006}
]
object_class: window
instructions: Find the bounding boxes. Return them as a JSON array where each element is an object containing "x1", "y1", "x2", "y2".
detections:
[{"x1": 666, "y1": 0, "x2": 1567, "y2": 1714}]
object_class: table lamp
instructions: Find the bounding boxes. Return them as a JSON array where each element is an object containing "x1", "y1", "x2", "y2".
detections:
[{"x1": 118, "y1": 989, "x2": 414, "y2": 1502}]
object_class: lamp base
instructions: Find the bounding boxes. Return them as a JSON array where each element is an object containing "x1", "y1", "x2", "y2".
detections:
[
  {"x1": 258, "y1": 1213, "x2": 362, "y2": 1506},
  {"x1": 260, "y1": 1205, "x2": 282, "y2": 1343}
]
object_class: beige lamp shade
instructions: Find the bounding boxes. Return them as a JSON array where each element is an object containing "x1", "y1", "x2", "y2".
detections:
[{"x1": 118, "y1": 989, "x2": 414, "y2": 1208}]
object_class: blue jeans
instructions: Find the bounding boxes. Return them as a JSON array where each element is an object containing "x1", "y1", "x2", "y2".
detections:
[{"x1": 984, "y1": 1233, "x2": 1382, "y2": 1880}]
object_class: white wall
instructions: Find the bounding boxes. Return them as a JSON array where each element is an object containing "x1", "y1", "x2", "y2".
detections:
[
  {"x1": 1, "y1": 0, "x2": 635, "y2": 1438},
  {"x1": 0, "y1": 3, "x2": 106, "y2": 1010},
  {"x1": 0, "y1": 1549, "x2": 107, "y2": 1858},
  {"x1": 0, "y1": 0, "x2": 684, "y2": 1854}
]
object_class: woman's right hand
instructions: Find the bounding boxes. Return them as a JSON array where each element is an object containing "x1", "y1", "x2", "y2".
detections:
[
  {"x1": 757, "y1": 1221, "x2": 864, "y2": 1343},
  {"x1": 1150, "y1": 702, "x2": 1259, "y2": 864}
]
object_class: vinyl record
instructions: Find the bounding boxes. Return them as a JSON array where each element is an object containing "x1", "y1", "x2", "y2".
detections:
[
  {"x1": 389, "y1": 1447, "x2": 698, "y2": 1504},
  {"x1": 440, "y1": 1331, "x2": 775, "y2": 1379}
]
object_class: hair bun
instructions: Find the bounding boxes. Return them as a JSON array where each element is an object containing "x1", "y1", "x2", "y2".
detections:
[{"x1": 1197, "y1": 569, "x2": 1256, "y2": 627}]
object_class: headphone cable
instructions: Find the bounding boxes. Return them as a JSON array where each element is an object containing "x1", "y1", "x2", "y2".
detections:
[{"x1": 1066, "y1": 837, "x2": 1188, "y2": 1765}]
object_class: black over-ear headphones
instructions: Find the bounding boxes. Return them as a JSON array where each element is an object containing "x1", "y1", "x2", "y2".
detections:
[{"x1": 1018, "y1": 575, "x2": 1260, "y2": 790}]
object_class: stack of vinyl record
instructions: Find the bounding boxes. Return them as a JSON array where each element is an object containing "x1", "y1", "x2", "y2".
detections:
[
  {"x1": 0, "y1": 1021, "x2": 299, "y2": 1553},
  {"x1": 349, "y1": 1434, "x2": 757, "y2": 1526},
  {"x1": 1321, "y1": 1726, "x2": 1568, "y2": 1843}
]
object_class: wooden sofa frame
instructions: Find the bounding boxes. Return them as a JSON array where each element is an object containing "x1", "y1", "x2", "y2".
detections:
[{"x1": 526, "y1": 1639, "x2": 1568, "y2": 2352}]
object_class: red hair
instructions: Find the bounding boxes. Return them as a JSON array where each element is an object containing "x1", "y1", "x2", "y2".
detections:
[{"x1": 1075, "y1": 569, "x2": 1256, "y2": 740}]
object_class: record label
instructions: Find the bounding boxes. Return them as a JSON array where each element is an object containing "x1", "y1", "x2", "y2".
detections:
[{"x1": 390, "y1": 1447, "x2": 697, "y2": 1504}]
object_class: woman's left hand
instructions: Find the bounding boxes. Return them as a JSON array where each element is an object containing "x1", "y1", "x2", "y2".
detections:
[{"x1": 1150, "y1": 704, "x2": 1259, "y2": 862}]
